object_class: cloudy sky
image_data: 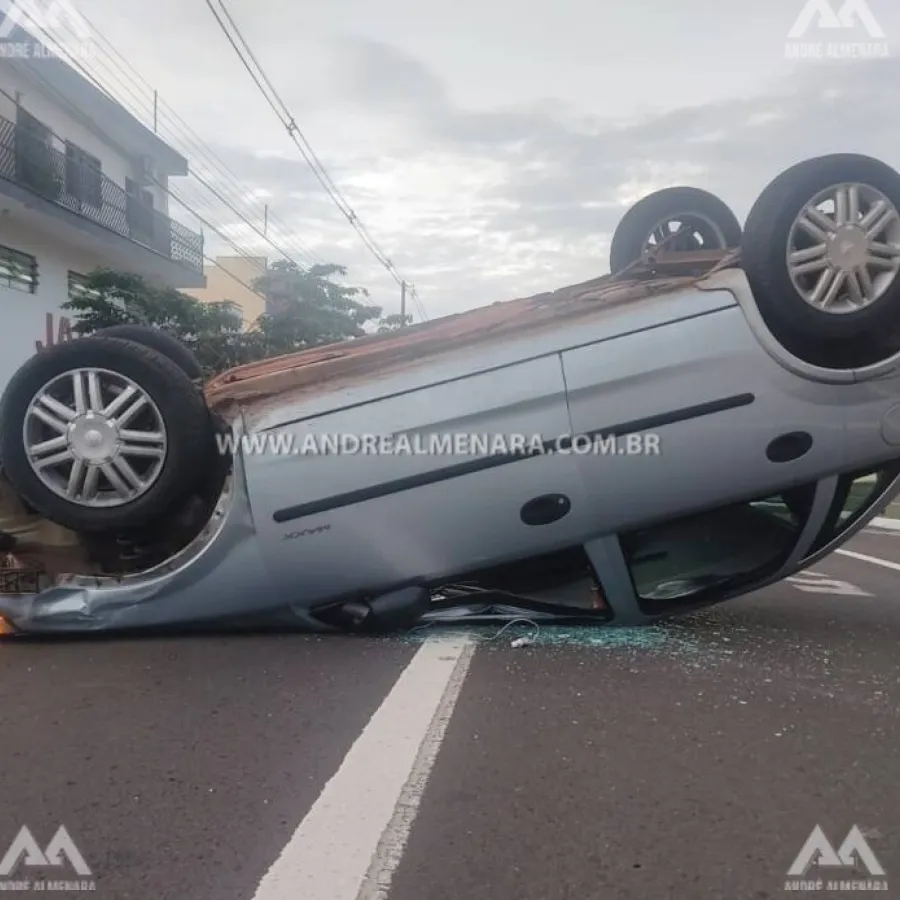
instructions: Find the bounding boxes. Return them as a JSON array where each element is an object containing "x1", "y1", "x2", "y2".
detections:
[{"x1": 48, "y1": 0, "x2": 900, "y2": 320}]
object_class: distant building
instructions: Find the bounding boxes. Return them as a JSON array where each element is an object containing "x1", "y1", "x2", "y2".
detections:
[
  {"x1": 185, "y1": 255, "x2": 268, "y2": 329},
  {"x1": 0, "y1": 26, "x2": 205, "y2": 386}
]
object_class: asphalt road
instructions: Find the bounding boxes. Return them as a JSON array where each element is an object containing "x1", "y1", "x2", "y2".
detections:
[{"x1": 1, "y1": 527, "x2": 900, "y2": 899}]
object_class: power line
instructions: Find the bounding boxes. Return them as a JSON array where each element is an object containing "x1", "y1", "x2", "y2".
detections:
[
  {"x1": 33, "y1": 12, "x2": 428, "y2": 322},
  {"x1": 187, "y1": 168, "x2": 310, "y2": 273},
  {"x1": 5, "y1": 57, "x2": 253, "y2": 270},
  {"x1": 77, "y1": 15, "x2": 322, "y2": 269},
  {"x1": 199, "y1": 253, "x2": 267, "y2": 329},
  {"x1": 12, "y1": 21, "x2": 425, "y2": 325},
  {"x1": 208, "y1": 0, "x2": 404, "y2": 278},
  {"x1": 203, "y1": 0, "x2": 428, "y2": 320},
  {"x1": 409, "y1": 284, "x2": 427, "y2": 321},
  {"x1": 0, "y1": 73, "x2": 268, "y2": 319},
  {"x1": 165, "y1": 184, "x2": 266, "y2": 279},
  {"x1": 87, "y1": 30, "x2": 324, "y2": 264},
  {"x1": 23, "y1": 15, "x2": 323, "y2": 272}
]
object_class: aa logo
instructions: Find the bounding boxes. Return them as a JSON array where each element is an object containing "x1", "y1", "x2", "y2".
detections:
[
  {"x1": 787, "y1": 825, "x2": 885, "y2": 877},
  {"x1": 787, "y1": 0, "x2": 886, "y2": 39},
  {"x1": 0, "y1": 0, "x2": 91, "y2": 40},
  {"x1": 0, "y1": 825, "x2": 91, "y2": 877}
]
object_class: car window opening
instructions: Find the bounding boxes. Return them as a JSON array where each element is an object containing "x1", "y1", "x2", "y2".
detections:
[
  {"x1": 310, "y1": 545, "x2": 615, "y2": 632},
  {"x1": 808, "y1": 461, "x2": 900, "y2": 556},
  {"x1": 620, "y1": 482, "x2": 817, "y2": 616}
]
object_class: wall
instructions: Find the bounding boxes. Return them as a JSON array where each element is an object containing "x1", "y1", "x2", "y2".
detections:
[
  {"x1": 0, "y1": 63, "x2": 168, "y2": 216},
  {"x1": 0, "y1": 61, "x2": 206, "y2": 390},
  {"x1": 0, "y1": 214, "x2": 107, "y2": 388},
  {"x1": 185, "y1": 255, "x2": 268, "y2": 329}
]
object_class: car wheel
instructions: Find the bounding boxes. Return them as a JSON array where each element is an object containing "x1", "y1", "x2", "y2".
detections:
[
  {"x1": 742, "y1": 153, "x2": 900, "y2": 360},
  {"x1": 609, "y1": 186, "x2": 742, "y2": 274},
  {"x1": 0, "y1": 336, "x2": 213, "y2": 533},
  {"x1": 93, "y1": 324, "x2": 203, "y2": 380}
]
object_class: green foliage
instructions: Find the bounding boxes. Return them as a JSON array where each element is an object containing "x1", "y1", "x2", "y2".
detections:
[
  {"x1": 62, "y1": 262, "x2": 406, "y2": 377},
  {"x1": 377, "y1": 313, "x2": 413, "y2": 332},
  {"x1": 251, "y1": 260, "x2": 383, "y2": 352},
  {"x1": 63, "y1": 268, "x2": 248, "y2": 375}
]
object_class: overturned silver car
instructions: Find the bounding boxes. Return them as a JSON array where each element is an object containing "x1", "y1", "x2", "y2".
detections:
[{"x1": 2, "y1": 152, "x2": 900, "y2": 636}]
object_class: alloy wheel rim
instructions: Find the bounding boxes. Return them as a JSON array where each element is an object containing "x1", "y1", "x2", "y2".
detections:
[
  {"x1": 641, "y1": 211, "x2": 729, "y2": 258},
  {"x1": 786, "y1": 181, "x2": 900, "y2": 315},
  {"x1": 23, "y1": 367, "x2": 168, "y2": 508}
]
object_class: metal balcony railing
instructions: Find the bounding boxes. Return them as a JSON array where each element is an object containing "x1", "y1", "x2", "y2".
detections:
[{"x1": 0, "y1": 113, "x2": 203, "y2": 274}]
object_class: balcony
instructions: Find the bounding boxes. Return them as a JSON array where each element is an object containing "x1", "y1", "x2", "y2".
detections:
[{"x1": 0, "y1": 112, "x2": 203, "y2": 277}]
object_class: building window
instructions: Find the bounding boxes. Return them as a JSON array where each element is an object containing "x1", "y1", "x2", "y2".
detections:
[
  {"x1": 65, "y1": 142, "x2": 103, "y2": 208},
  {"x1": 16, "y1": 107, "x2": 51, "y2": 145},
  {"x1": 0, "y1": 245, "x2": 38, "y2": 293},
  {"x1": 15, "y1": 107, "x2": 60, "y2": 200},
  {"x1": 67, "y1": 271, "x2": 101, "y2": 302},
  {"x1": 125, "y1": 177, "x2": 156, "y2": 244},
  {"x1": 125, "y1": 178, "x2": 154, "y2": 208}
]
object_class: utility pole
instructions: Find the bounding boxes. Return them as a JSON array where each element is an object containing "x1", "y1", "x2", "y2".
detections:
[
  {"x1": 400, "y1": 280, "x2": 407, "y2": 324},
  {"x1": 263, "y1": 204, "x2": 268, "y2": 237},
  {"x1": 153, "y1": 90, "x2": 158, "y2": 133}
]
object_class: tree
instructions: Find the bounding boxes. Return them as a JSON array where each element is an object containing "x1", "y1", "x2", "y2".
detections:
[
  {"x1": 377, "y1": 313, "x2": 413, "y2": 332},
  {"x1": 251, "y1": 261, "x2": 383, "y2": 353},
  {"x1": 63, "y1": 262, "x2": 408, "y2": 377},
  {"x1": 63, "y1": 268, "x2": 252, "y2": 375}
]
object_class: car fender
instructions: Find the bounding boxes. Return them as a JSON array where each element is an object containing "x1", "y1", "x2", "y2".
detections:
[
  {"x1": 698, "y1": 268, "x2": 900, "y2": 384},
  {"x1": 0, "y1": 418, "x2": 273, "y2": 633}
]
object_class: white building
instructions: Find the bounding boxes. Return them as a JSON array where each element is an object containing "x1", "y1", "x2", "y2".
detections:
[{"x1": 0, "y1": 29, "x2": 205, "y2": 387}]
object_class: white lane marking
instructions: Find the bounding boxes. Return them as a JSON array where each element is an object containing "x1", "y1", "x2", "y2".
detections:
[
  {"x1": 357, "y1": 638, "x2": 473, "y2": 900},
  {"x1": 835, "y1": 547, "x2": 900, "y2": 573},
  {"x1": 251, "y1": 636, "x2": 474, "y2": 900},
  {"x1": 869, "y1": 517, "x2": 900, "y2": 532},
  {"x1": 787, "y1": 570, "x2": 872, "y2": 596}
]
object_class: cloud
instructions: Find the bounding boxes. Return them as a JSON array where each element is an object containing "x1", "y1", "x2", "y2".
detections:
[
  {"x1": 184, "y1": 35, "x2": 900, "y2": 321},
  {"x1": 327, "y1": 37, "x2": 449, "y2": 115}
]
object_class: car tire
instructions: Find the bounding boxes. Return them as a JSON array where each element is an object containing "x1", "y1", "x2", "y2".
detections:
[
  {"x1": 93, "y1": 324, "x2": 203, "y2": 380},
  {"x1": 0, "y1": 336, "x2": 213, "y2": 533},
  {"x1": 742, "y1": 153, "x2": 900, "y2": 363},
  {"x1": 609, "y1": 186, "x2": 742, "y2": 275}
]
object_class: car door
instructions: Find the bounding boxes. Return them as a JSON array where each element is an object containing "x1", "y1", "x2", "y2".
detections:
[
  {"x1": 559, "y1": 294, "x2": 848, "y2": 537},
  {"x1": 247, "y1": 355, "x2": 589, "y2": 602}
]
